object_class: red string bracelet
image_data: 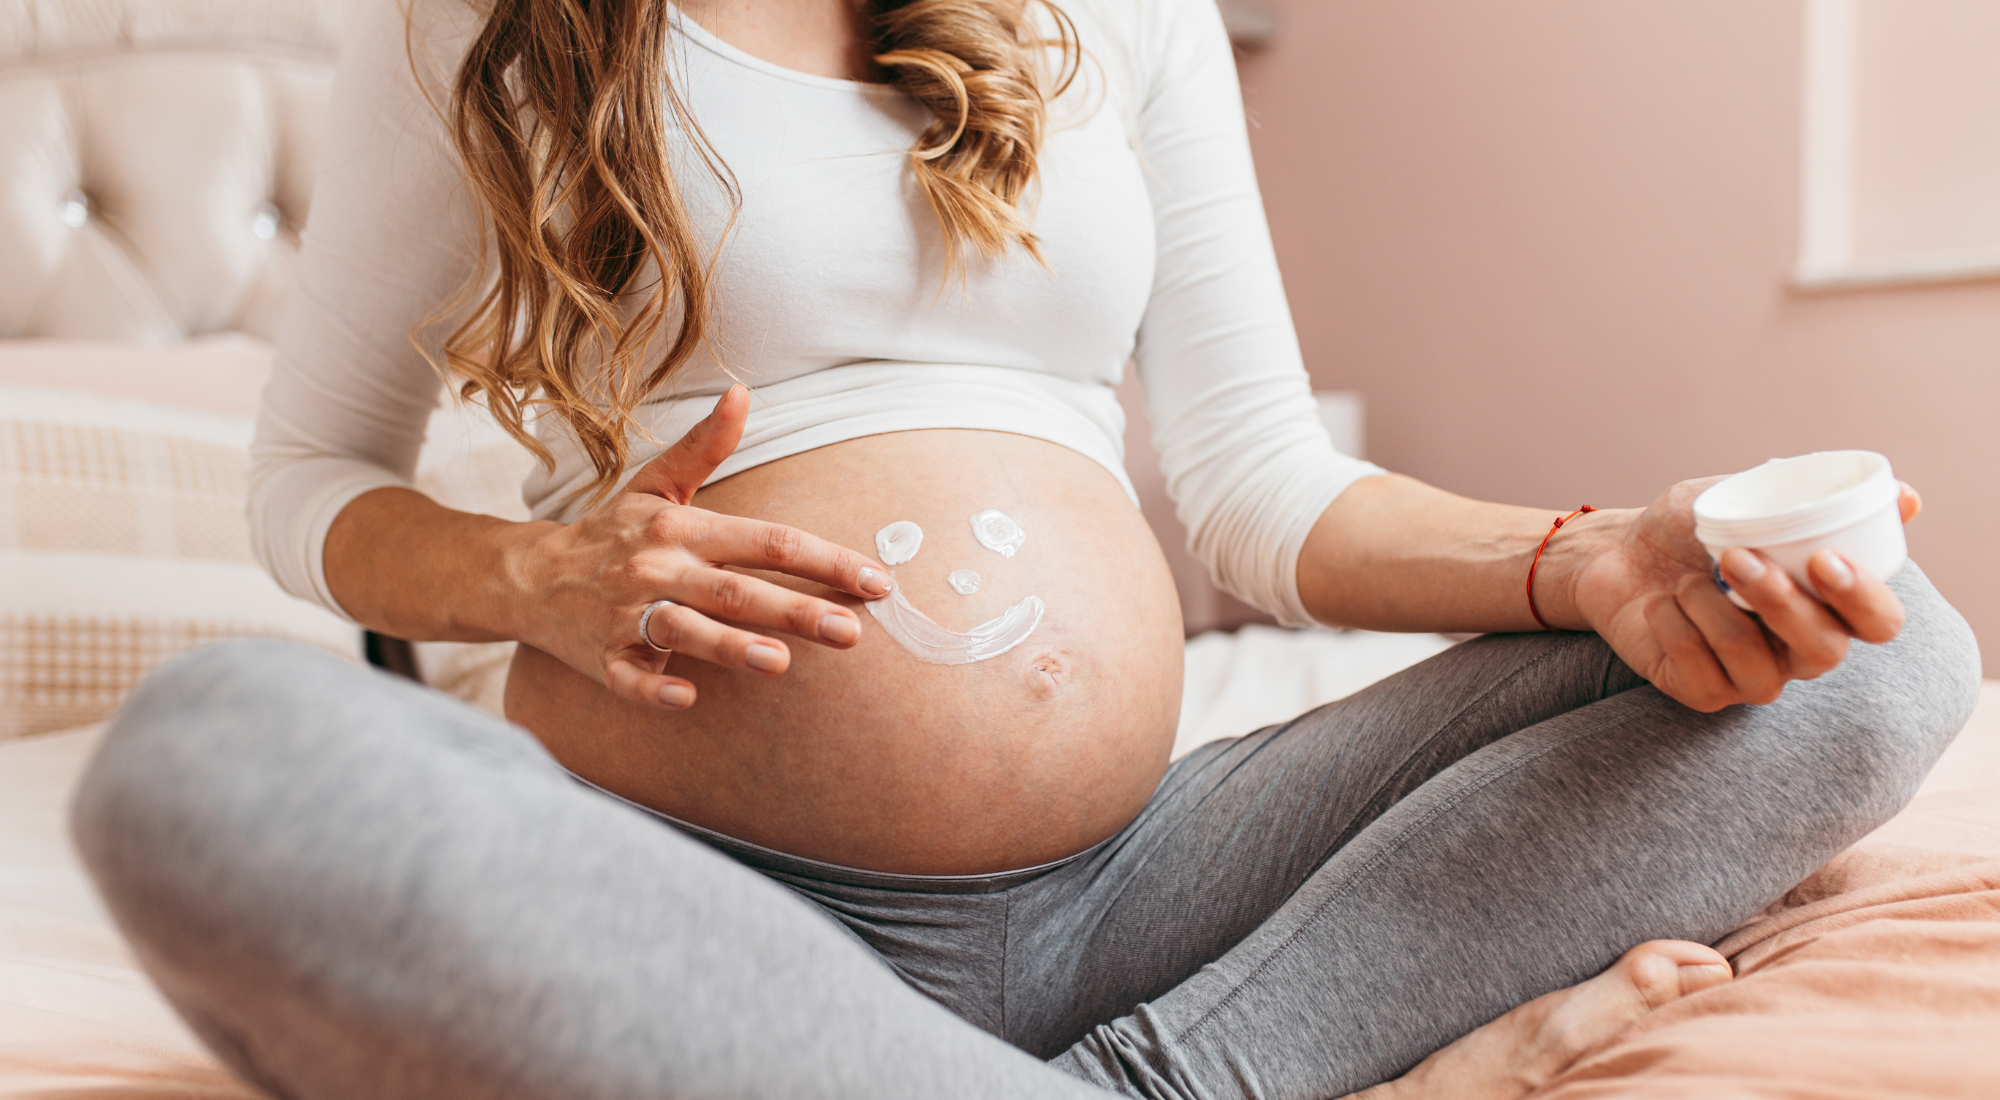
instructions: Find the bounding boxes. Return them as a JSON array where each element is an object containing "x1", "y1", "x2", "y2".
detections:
[{"x1": 1526, "y1": 506, "x2": 1596, "y2": 631}]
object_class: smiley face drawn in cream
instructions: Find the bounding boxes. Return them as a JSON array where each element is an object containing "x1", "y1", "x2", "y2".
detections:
[
  {"x1": 869, "y1": 517, "x2": 1039, "y2": 664},
  {"x1": 969, "y1": 510, "x2": 1025, "y2": 558},
  {"x1": 875, "y1": 520, "x2": 923, "y2": 565},
  {"x1": 867, "y1": 587, "x2": 1044, "y2": 665}
]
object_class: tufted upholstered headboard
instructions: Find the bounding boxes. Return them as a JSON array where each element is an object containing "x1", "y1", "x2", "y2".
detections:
[{"x1": 0, "y1": 0, "x2": 346, "y2": 343}]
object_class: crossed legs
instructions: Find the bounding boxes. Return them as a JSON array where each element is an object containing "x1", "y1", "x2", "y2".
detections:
[{"x1": 69, "y1": 567, "x2": 1979, "y2": 1099}]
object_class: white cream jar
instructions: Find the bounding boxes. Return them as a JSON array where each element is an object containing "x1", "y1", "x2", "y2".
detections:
[{"x1": 1693, "y1": 450, "x2": 1906, "y2": 608}]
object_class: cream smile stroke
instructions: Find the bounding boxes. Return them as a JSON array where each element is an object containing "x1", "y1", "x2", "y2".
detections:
[{"x1": 867, "y1": 586, "x2": 1045, "y2": 665}]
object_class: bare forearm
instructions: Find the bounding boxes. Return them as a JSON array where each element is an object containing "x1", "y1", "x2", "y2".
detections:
[
  {"x1": 1297, "y1": 474, "x2": 1627, "y2": 634},
  {"x1": 324, "y1": 486, "x2": 557, "y2": 643}
]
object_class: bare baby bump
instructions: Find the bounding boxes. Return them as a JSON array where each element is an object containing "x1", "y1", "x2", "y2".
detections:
[{"x1": 505, "y1": 430, "x2": 1187, "y2": 875}]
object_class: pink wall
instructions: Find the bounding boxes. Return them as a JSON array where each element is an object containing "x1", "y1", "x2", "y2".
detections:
[
  {"x1": 1235, "y1": 0, "x2": 2000, "y2": 675},
  {"x1": 1854, "y1": 0, "x2": 2000, "y2": 257}
]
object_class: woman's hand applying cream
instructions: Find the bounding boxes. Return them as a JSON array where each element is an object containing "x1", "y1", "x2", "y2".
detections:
[
  {"x1": 522, "y1": 385, "x2": 891, "y2": 711},
  {"x1": 322, "y1": 386, "x2": 888, "y2": 714}
]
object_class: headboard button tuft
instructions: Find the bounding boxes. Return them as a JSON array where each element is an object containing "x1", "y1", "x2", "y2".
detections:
[
  {"x1": 58, "y1": 190, "x2": 89, "y2": 228},
  {"x1": 250, "y1": 201, "x2": 281, "y2": 241}
]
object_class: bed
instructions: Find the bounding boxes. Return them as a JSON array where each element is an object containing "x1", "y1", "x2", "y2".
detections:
[{"x1": 6, "y1": 0, "x2": 1999, "y2": 1092}]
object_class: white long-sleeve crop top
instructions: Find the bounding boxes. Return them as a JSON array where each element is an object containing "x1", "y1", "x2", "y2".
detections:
[{"x1": 250, "y1": 0, "x2": 1385, "y2": 628}]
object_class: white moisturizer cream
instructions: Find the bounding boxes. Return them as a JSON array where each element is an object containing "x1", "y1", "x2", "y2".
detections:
[
  {"x1": 867, "y1": 586, "x2": 1045, "y2": 665},
  {"x1": 867, "y1": 515, "x2": 1042, "y2": 664},
  {"x1": 969, "y1": 510, "x2": 1026, "y2": 558},
  {"x1": 875, "y1": 520, "x2": 924, "y2": 565}
]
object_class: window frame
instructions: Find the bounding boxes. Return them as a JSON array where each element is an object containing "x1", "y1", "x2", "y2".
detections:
[{"x1": 1796, "y1": 0, "x2": 2000, "y2": 291}]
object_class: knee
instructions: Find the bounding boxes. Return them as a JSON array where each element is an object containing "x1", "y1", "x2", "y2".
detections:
[
  {"x1": 1786, "y1": 563, "x2": 1982, "y2": 819},
  {"x1": 65, "y1": 640, "x2": 395, "y2": 1091},
  {"x1": 69, "y1": 640, "x2": 382, "y2": 934},
  {"x1": 72, "y1": 639, "x2": 548, "y2": 932},
  {"x1": 75, "y1": 642, "x2": 288, "y2": 870}
]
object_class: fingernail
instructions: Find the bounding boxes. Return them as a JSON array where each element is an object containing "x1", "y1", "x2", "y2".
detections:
[
  {"x1": 658, "y1": 684, "x2": 693, "y2": 709},
  {"x1": 745, "y1": 643, "x2": 787, "y2": 673},
  {"x1": 819, "y1": 613, "x2": 859, "y2": 645},
  {"x1": 858, "y1": 567, "x2": 891, "y2": 597},
  {"x1": 1816, "y1": 551, "x2": 1855, "y2": 590},
  {"x1": 1722, "y1": 549, "x2": 1765, "y2": 584}
]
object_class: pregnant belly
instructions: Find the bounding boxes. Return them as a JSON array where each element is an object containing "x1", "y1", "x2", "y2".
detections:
[{"x1": 503, "y1": 429, "x2": 1186, "y2": 875}]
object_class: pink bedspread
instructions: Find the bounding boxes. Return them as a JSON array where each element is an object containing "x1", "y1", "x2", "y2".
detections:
[
  {"x1": 6, "y1": 687, "x2": 1998, "y2": 1099},
  {"x1": 0, "y1": 726, "x2": 260, "y2": 1098},
  {"x1": 1533, "y1": 791, "x2": 2000, "y2": 1099}
]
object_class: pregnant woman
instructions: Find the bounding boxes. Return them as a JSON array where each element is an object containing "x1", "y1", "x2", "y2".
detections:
[{"x1": 73, "y1": 0, "x2": 1980, "y2": 1095}]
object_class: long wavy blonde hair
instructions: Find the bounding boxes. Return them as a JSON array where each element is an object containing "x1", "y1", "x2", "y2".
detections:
[{"x1": 429, "y1": 0, "x2": 1079, "y2": 503}]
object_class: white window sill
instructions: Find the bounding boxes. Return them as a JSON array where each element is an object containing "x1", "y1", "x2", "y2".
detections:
[{"x1": 1793, "y1": 249, "x2": 2000, "y2": 293}]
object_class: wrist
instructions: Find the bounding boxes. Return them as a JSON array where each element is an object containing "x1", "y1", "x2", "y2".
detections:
[
  {"x1": 1529, "y1": 507, "x2": 1630, "y2": 631},
  {"x1": 475, "y1": 517, "x2": 567, "y2": 645}
]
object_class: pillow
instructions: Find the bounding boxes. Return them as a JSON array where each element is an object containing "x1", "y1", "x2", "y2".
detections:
[
  {"x1": 0, "y1": 338, "x2": 542, "y2": 727},
  {"x1": 0, "y1": 336, "x2": 274, "y2": 417},
  {"x1": 0, "y1": 384, "x2": 362, "y2": 741}
]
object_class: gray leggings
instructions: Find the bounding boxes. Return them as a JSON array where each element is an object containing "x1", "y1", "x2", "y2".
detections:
[{"x1": 72, "y1": 566, "x2": 1979, "y2": 1100}]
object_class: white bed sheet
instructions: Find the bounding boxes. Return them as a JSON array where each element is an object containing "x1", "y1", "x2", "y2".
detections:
[{"x1": 1175, "y1": 626, "x2": 1457, "y2": 757}]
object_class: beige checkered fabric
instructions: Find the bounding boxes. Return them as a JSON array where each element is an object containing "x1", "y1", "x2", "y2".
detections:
[
  {"x1": 2, "y1": 419, "x2": 252, "y2": 562},
  {"x1": 1, "y1": 396, "x2": 358, "y2": 741},
  {"x1": 0, "y1": 615, "x2": 303, "y2": 741}
]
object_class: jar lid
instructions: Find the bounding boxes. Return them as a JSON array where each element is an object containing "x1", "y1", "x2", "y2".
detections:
[{"x1": 1693, "y1": 450, "x2": 1897, "y2": 547}]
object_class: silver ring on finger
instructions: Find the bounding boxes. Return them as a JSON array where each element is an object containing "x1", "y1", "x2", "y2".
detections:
[{"x1": 638, "y1": 599, "x2": 677, "y2": 654}]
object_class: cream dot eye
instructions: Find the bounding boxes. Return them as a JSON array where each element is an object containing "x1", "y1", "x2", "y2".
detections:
[
  {"x1": 969, "y1": 510, "x2": 1025, "y2": 558},
  {"x1": 875, "y1": 521, "x2": 924, "y2": 565}
]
